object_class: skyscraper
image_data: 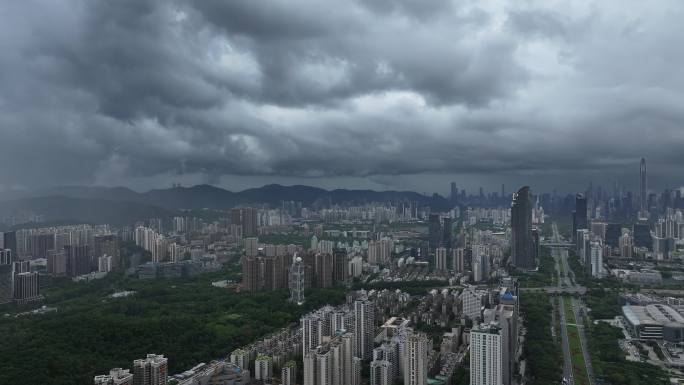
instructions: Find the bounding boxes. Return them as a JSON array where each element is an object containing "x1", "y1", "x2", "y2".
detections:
[
  {"x1": 428, "y1": 214, "x2": 441, "y2": 252},
  {"x1": 511, "y1": 187, "x2": 534, "y2": 269},
  {"x1": 450, "y1": 182, "x2": 457, "y2": 203},
  {"x1": 572, "y1": 194, "x2": 588, "y2": 241},
  {"x1": 640, "y1": 157, "x2": 647, "y2": 214},
  {"x1": 441, "y1": 217, "x2": 453, "y2": 248}
]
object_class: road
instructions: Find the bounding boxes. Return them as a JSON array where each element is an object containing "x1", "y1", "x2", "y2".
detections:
[{"x1": 551, "y1": 222, "x2": 594, "y2": 385}]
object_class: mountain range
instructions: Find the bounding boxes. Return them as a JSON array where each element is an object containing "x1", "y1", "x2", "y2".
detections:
[{"x1": 0, "y1": 184, "x2": 449, "y2": 227}]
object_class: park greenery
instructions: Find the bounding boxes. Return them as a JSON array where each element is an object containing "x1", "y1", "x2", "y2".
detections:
[
  {"x1": 0, "y1": 268, "x2": 346, "y2": 385},
  {"x1": 521, "y1": 293, "x2": 562, "y2": 385},
  {"x1": 588, "y1": 322, "x2": 669, "y2": 385}
]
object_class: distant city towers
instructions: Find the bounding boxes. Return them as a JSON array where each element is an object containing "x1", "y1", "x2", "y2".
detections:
[{"x1": 640, "y1": 158, "x2": 647, "y2": 216}]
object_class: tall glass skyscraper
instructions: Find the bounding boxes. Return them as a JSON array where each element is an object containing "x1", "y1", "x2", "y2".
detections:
[{"x1": 511, "y1": 186, "x2": 534, "y2": 269}]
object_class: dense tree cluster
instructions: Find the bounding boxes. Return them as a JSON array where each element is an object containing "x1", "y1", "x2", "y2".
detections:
[
  {"x1": 588, "y1": 322, "x2": 669, "y2": 385},
  {"x1": 0, "y1": 271, "x2": 345, "y2": 385},
  {"x1": 521, "y1": 293, "x2": 562, "y2": 385}
]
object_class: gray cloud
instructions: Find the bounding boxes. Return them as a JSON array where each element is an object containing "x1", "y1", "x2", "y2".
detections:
[{"x1": 0, "y1": 0, "x2": 683, "y2": 195}]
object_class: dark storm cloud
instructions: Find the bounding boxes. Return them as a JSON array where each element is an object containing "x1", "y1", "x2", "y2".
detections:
[{"x1": 0, "y1": 0, "x2": 683, "y2": 193}]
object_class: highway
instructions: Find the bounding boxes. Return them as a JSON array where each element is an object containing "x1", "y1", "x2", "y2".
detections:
[{"x1": 551, "y1": 222, "x2": 594, "y2": 385}]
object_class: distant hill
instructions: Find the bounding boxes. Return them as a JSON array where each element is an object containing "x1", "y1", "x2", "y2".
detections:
[
  {"x1": 0, "y1": 196, "x2": 177, "y2": 226},
  {"x1": 0, "y1": 184, "x2": 451, "y2": 217}
]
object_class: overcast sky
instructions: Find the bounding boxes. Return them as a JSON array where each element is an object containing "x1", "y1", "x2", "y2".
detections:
[{"x1": 1, "y1": 0, "x2": 683, "y2": 195}]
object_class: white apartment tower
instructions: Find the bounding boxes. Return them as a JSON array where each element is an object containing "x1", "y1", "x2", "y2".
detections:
[
  {"x1": 470, "y1": 323, "x2": 507, "y2": 385},
  {"x1": 403, "y1": 332, "x2": 428, "y2": 385}
]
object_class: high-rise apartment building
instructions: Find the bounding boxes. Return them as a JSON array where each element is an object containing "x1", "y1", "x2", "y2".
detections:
[
  {"x1": 282, "y1": 361, "x2": 297, "y2": 385},
  {"x1": 254, "y1": 354, "x2": 273, "y2": 381},
  {"x1": 132, "y1": 354, "x2": 168, "y2": 385},
  {"x1": 0, "y1": 250, "x2": 13, "y2": 304},
  {"x1": 470, "y1": 323, "x2": 507, "y2": 385},
  {"x1": 434, "y1": 247, "x2": 447, "y2": 271},
  {"x1": 229, "y1": 349, "x2": 248, "y2": 371},
  {"x1": 370, "y1": 360, "x2": 392, "y2": 385},
  {"x1": 65, "y1": 244, "x2": 91, "y2": 277},
  {"x1": 314, "y1": 253, "x2": 333, "y2": 288},
  {"x1": 332, "y1": 249, "x2": 347, "y2": 286},
  {"x1": 232, "y1": 207, "x2": 258, "y2": 237},
  {"x1": 354, "y1": 298, "x2": 376, "y2": 360},
  {"x1": 511, "y1": 186, "x2": 534, "y2": 269},
  {"x1": 244, "y1": 237, "x2": 258, "y2": 257},
  {"x1": 242, "y1": 256, "x2": 260, "y2": 291},
  {"x1": 94, "y1": 234, "x2": 120, "y2": 268},
  {"x1": 452, "y1": 248, "x2": 464, "y2": 273},
  {"x1": 403, "y1": 332, "x2": 428, "y2": 385}
]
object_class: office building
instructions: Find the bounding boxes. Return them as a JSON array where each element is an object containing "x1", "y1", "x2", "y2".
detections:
[
  {"x1": 470, "y1": 323, "x2": 507, "y2": 385},
  {"x1": 442, "y1": 217, "x2": 453, "y2": 248},
  {"x1": 428, "y1": 214, "x2": 441, "y2": 251},
  {"x1": 1, "y1": 231, "x2": 17, "y2": 257},
  {"x1": 633, "y1": 222, "x2": 652, "y2": 250},
  {"x1": 132, "y1": 354, "x2": 168, "y2": 385},
  {"x1": 572, "y1": 194, "x2": 588, "y2": 241},
  {"x1": 511, "y1": 186, "x2": 534, "y2": 269},
  {"x1": 605, "y1": 223, "x2": 622, "y2": 249},
  {"x1": 94, "y1": 368, "x2": 134, "y2": 385},
  {"x1": 404, "y1": 332, "x2": 428, "y2": 385}
]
